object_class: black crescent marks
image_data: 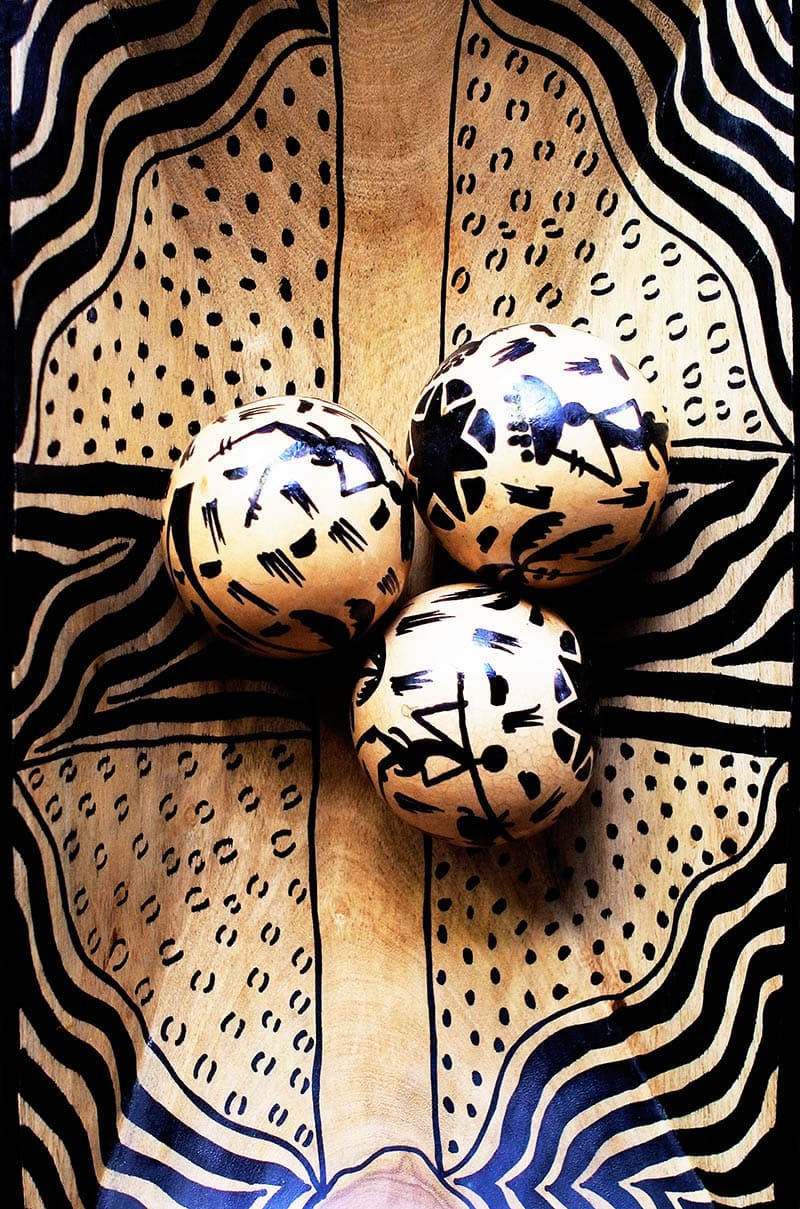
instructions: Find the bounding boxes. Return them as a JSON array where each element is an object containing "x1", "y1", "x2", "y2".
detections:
[{"x1": 289, "y1": 527, "x2": 317, "y2": 559}]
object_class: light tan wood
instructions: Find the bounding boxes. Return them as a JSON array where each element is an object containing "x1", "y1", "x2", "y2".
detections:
[{"x1": 9, "y1": 1, "x2": 791, "y2": 1205}]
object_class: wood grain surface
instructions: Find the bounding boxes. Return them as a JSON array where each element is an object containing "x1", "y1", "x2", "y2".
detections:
[{"x1": 7, "y1": 1, "x2": 793, "y2": 1206}]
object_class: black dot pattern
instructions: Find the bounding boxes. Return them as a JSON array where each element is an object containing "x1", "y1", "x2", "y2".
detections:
[
  {"x1": 429, "y1": 739, "x2": 765, "y2": 1157},
  {"x1": 444, "y1": 14, "x2": 765, "y2": 445},
  {"x1": 22, "y1": 735, "x2": 318, "y2": 1151},
  {"x1": 39, "y1": 46, "x2": 337, "y2": 466}
]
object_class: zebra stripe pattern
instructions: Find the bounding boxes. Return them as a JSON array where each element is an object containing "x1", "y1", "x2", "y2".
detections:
[{"x1": 8, "y1": 0, "x2": 791, "y2": 1205}]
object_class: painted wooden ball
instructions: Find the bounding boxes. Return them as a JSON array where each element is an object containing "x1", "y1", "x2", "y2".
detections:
[
  {"x1": 406, "y1": 322, "x2": 670, "y2": 587},
  {"x1": 350, "y1": 583, "x2": 595, "y2": 846},
  {"x1": 162, "y1": 396, "x2": 415, "y2": 657}
]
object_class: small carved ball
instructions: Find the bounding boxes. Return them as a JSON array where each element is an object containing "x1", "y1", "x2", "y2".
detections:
[
  {"x1": 162, "y1": 396, "x2": 415, "y2": 657},
  {"x1": 350, "y1": 584, "x2": 595, "y2": 846},
  {"x1": 406, "y1": 322, "x2": 670, "y2": 587}
]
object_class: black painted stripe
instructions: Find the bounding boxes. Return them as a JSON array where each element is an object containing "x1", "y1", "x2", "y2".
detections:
[
  {"x1": 483, "y1": 0, "x2": 791, "y2": 409},
  {"x1": 460, "y1": 776, "x2": 784, "y2": 1189},
  {"x1": 13, "y1": 792, "x2": 139, "y2": 1125},
  {"x1": 13, "y1": 4, "x2": 328, "y2": 451},
  {"x1": 12, "y1": 0, "x2": 200, "y2": 159},
  {"x1": 598, "y1": 706, "x2": 789, "y2": 756},
  {"x1": 14, "y1": 461, "x2": 171, "y2": 500}
]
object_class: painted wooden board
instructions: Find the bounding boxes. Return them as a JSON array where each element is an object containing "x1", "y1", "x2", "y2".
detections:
[{"x1": 6, "y1": 1, "x2": 792, "y2": 1205}]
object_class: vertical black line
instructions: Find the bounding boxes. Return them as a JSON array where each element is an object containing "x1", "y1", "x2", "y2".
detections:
[
  {"x1": 328, "y1": 0, "x2": 344, "y2": 405},
  {"x1": 439, "y1": 0, "x2": 472, "y2": 365},
  {"x1": 307, "y1": 700, "x2": 326, "y2": 1190},
  {"x1": 423, "y1": 832, "x2": 443, "y2": 1172}
]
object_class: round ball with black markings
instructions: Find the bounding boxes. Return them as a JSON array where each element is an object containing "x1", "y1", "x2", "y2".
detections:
[
  {"x1": 406, "y1": 322, "x2": 670, "y2": 587},
  {"x1": 350, "y1": 583, "x2": 595, "y2": 846},
  {"x1": 162, "y1": 397, "x2": 415, "y2": 657}
]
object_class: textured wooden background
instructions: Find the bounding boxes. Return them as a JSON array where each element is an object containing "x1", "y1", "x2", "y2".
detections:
[{"x1": 7, "y1": 1, "x2": 793, "y2": 1205}]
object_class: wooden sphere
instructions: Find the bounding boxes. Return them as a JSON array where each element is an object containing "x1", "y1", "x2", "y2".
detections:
[
  {"x1": 162, "y1": 397, "x2": 414, "y2": 657},
  {"x1": 350, "y1": 583, "x2": 595, "y2": 846},
  {"x1": 406, "y1": 322, "x2": 670, "y2": 587}
]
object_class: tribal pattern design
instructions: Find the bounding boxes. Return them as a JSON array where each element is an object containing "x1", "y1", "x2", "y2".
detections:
[{"x1": 7, "y1": 1, "x2": 791, "y2": 1205}]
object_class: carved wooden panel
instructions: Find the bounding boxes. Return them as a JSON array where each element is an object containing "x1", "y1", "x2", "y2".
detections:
[{"x1": 7, "y1": 1, "x2": 792, "y2": 1205}]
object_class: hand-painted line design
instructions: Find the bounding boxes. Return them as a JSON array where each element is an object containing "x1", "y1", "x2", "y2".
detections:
[
  {"x1": 444, "y1": 0, "x2": 792, "y2": 448},
  {"x1": 430, "y1": 757, "x2": 784, "y2": 1196},
  {"x1": 9, "y1": 2, "x2": 791, "y2": 1207},
  {"x1": 12, "y1": 470, "x2": 314, "y2": 761},
  {"x1": 356, "y1": 671, "x2": 516, "y2": 846},
  {"x1": 162, "y1": 400, "x2": 414, "y2": 656},
  {"x1": 16, "y1": 726, "x2": 324, "y2": 1199},
  {"x1": 11, "y1": 1, "x2": 337, "y2": 463},
  {"x1": 408, "y1": 324, "x2": 670, "y2": 587}
]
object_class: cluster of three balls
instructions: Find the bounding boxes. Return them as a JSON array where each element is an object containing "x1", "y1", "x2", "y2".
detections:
[{"x1": 162, "y1": 322, "x2": 670, "y2": 846}]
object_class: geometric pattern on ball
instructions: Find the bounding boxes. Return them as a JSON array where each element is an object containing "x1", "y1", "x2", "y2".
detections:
[
  {"x1": 351, "y1": 583, "x2": 595, "y2": 846},
  {"x1": 162, "y1": 396, "x2": 415, "y2": 657},
  {"x1": 406, "y1": 322, "x2": 670, "y2": 586}
]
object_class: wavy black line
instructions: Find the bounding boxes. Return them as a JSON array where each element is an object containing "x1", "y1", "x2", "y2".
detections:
[
  {"x1": 14, "y1": 500, "x2": 160, "y2": 549},
  {"x1": 12, "y1": 0, "x2": 200, "y2": 160},
  {"x1": 759, "y1": 0, "x2": 792, "y2": 43},
  {"x1": 20, "y1": 1121, "x2": 76, "y2": 1209},
  {"x1": 19, "y1": 1046, "x2": 101, "y2": 1208},
  {"x1": 42, "y1": 565, "x2": 194, "y2": 730},
  {"x1": 671, "y1": 0, "x2": 792, "y2": 168},
  {"x1": 455, "y1": 769, "x2": 785, "y2": 1200},
  {"x1": 677, "y1": 979, "x2": 780, "y2": 1177},
  {"x1": 14, "y1": 799, "x2": 139, "y2": 1153},
  {"x1": 702, "y1": 0, "x2": 792, "y2": 125},
  {"x1": 554, "y1": 454, "x2": 792, "y2": 732},
  {"x1": 12, "y1": 511, "x2": 161, "y2": 723},
  {"x1": 647, "y1": 456, "x2": 785, "y2": 582},
  {"x1": 699, "y1": 1130, "x2": 773, "y2": 1201},
  {"x1": 607, "y1": 670, "x2": 789, "y2": 712},
  {"x1": 14, "y1": 539, "x2": 311, "y2": 756},
  {"x1": 714, "y1": 609, "x2": 793, "y2": 666},
  {"x1": 598, "y1": 707, "x2": 788, "y2": 756},
  {"x1": 13, "y1": 1, "x2": 329, "y2": 452},
  {"x1": 12, "y1": 1, "x2": 326, "y2": 242},
  {"x1": 15, "y1": 461, "x2": 171, "y2": 500},
  {"x1": 512, "y1": 899, "x2": 780, "y2": 1204},
  {"x1": 96, "y1": 1081, "x2": 313, "y2": 1206},
  {"x1": 486, "y1": 0, "x2": 792, "y2": 410},
  {"x1": 605, "y1": 532, "x2": 791, "y2": 668}
]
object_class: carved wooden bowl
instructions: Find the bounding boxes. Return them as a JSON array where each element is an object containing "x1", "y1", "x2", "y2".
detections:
[{"x1": 9, "y1": 2, "x2": 792, "y2": 1205}]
